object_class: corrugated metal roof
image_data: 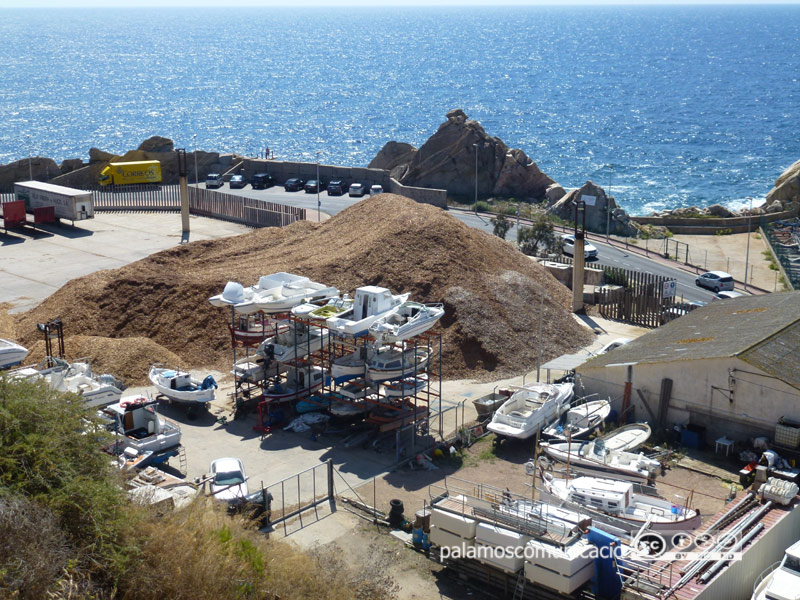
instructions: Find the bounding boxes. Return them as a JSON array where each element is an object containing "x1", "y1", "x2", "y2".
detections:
[
  {"x1": 579, "y1": 292, "x2": 800, "y2": 371},
  {"x1": 541, "y1": 351, "x2": 595, "y2": 372}
]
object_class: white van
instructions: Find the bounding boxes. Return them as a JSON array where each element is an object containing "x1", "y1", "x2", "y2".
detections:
[{"x1": 205, "y1": 173, "x2": 224, "y2": 189}]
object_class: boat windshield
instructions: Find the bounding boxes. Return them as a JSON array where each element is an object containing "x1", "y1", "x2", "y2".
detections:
[
  {"x1": 215, "y1": 471, "x2": 245, "y2": 487},
  {"x1": 782, "y1": 554, "x2": 800, "y2": 575}
]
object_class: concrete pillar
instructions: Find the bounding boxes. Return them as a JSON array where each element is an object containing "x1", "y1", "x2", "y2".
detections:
[
  {"x1": 572, "y1": 236, "x2": 585, "y2": 312},
  {"x1": 180, "y1": 175, "x2": 190, "y2": 233}
]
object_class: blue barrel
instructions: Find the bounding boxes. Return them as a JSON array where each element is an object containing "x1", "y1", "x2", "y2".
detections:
[{"x1": 412, "y1": 527, "x2": 423, "y2": 546}]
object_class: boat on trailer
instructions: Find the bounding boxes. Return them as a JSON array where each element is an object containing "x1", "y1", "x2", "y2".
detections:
[
  {"x1": 486, "y1": 383, "x2": 573, "y2": 440},
  {"x1": 149, "y1": 366, "x2": 217, "y2": 404}
]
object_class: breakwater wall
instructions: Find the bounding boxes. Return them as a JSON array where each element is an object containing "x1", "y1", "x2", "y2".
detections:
[{"x1": 631, "y1": 209, "x2": 797, "y2": 234}]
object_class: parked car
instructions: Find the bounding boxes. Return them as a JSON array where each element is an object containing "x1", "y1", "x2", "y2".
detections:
[
  {"x1": 229, "y1": 174, "x2": 246, "y2": 189},
  {"x1": 370, "y1": 184, "x2": 384, "y2": 195},
  {"x1": 713, "y1": 290, "x2": 746, "y2": 301},
  {"x1": 695, "y1": 270, "x2": 735, "y2": 292},
  {"x1": 251, "y1": 173, "x2": 275, "y2": 189},
  {"x1": 327, "y1": 180, "x2": 346, "y2": 195},
  {"x1": 284, "y1": 178, "x2": 304, "y2": 192},
  {"x1": 209, "y1": 457, "x2": 248, "y2": 502},
  {"x1": 596, "y1": 338, "x2": 632, "y2": 355},
  {"x1": 304, "y1": 179, "x2": 320, "y2": 194},
  {"x1": 562, "y1": 234, "x2": 598, "y2": 259},
  {"x1": 205, "y1": 173, "x2": 224, "y2": 189},
  {"x1": 349, "y1": 182, "x2": 367, "y2": 197}
]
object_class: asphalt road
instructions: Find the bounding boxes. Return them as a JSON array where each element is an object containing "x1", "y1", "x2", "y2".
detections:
[{"x1": 204, "y1": 183, "x2": 717, "y2": 304}]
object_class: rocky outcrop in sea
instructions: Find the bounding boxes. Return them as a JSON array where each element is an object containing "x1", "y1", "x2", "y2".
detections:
[{"x1": 547, "y1": 181, "x2": 638, "y2": 237}]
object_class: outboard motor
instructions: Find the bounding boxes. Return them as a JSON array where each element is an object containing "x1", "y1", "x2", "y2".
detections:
[{"x1": 200, "y1": 375, "x2": 218, "y2": 390}]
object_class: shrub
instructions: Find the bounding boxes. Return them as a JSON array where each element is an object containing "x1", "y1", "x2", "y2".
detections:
[
  {"x1": 475, "y1": 200, "x2": 490, "y2": 213},
  {"x1": 518, "y1": 214, "x2": 557, "y2": 256}
]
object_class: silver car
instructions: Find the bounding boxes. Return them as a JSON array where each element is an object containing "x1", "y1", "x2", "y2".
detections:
[
  {"x1": 209, "y1": 457, "x2": 248, "y2": 501},
  {"x1": 695, "y1": 271, "x2": 735, "y2": 293}
]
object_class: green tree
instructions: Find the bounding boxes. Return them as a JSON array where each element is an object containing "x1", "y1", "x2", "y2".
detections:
[
  {"x1": 518, "y1": 214, "x2": 557, "y2": 256},
  {"x1": 491, "y1": 213, "x2": 511, "y2": 239}
]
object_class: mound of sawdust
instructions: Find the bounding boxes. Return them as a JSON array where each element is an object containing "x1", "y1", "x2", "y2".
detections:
[
  {"x1": 25, "y1": 335, "x2": 184, "y2": 386},
  {"x1": 16, "y1": 194, "x2": 592, "y2": 380},
  {"x1": 0, "y1": 304, "x2": 16, "y2": 339}
]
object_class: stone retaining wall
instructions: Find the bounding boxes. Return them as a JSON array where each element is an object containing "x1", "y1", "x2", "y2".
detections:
[{"x1": 631, "y1": 209, "x2": 797, "y2": 234}]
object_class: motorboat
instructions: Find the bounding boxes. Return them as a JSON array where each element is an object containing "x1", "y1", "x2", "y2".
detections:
[
  {"x1": 149, "y1": 366, "x2": 217, "y2": 404},
  {"x1": 541, "y1": 473, "x2": 701, "y2": 532},
  {"x1": 101, "y1": 396, "x2": 182, "y2": 453},
  {"x1": 0, "y1": 339, "x2": 29, "y2": 369},
  {"x1": 366, "y1": 345, "x2": 430, "y2": 383},
  {"x1": 261, "y1": 365, "x2": 325, "y2": 402},
  {"x1": 472, "y1": 389, "x2": 512, "y2": 418},
  {"x1": 331, "y1": 347, "x2": 370, "y2": 384},
  {"x1": 486, "y1": 383, "x2": 573, "y2": 440},
  {"x1": 292, "y1": 295, "x2": 354, "y2": 321},
  {"x1": 752, "y1": 540, "x2": 800, "y2": 600},
  {"x1": 208, "y1": 273, "x2": 309, "y2": 308},
  {"x1": 382, "y1": 374, "x2": 428, "y2": 398},
  {"x1": 326, "y1": 286, "x2": 409, "y2": 337},
  {"x1": 255, "y1": 322, "x2": 329, "y2": 364},
  {"x1": 369, "y1": 301, "x2": 444, "y2": 343},
  {"x1": 542, "y1": 399, "x2": 611, "y2": 441},
  {"x1": 59, "y1": 361, "x2": 124, "y2": 408},
  {"x1": 337, "y1": 378, "x2": 379, "y2": 400},
  {"x1": 598, "y1": 422, "x2": 651, "y2": 452},
  {"x1": 229, "y1": 313, "x2": 287, "y2": 345},
  {"x1": 367, "y1": 401, "x2": 428, "y2": 432},
  {"x1": 539, "y1": 438, "x2": 661, "y2": 481}
]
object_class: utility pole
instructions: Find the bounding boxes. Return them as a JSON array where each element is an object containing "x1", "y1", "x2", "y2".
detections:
[
  {"x1": 606, "y1": 164, "x2": 613, "y2": 243},
  {"x1": 744, "y1": 196, "x2": 753, "y2": 291},
  {"x1": 572, "y1": 200, "x2": 586, "y2": 313},
  {"x1": 193, "y1": 134, "x2": 198, "y2": 186},
  {"x1": 316, "y1": 159, "x2": 321, "y2": 222},
  {"x1": 473, "y1": 143, "x2": 479, "y2": 215},
  {"x1": 26, "y1": 135, "x2": 32, "y2": 180}
]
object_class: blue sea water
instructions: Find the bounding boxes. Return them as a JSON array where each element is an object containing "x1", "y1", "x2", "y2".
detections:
[{"x1": 0, "y1": 5, "x2": 798, "y2": 215}]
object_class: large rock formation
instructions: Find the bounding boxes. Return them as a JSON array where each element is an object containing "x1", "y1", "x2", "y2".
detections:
[
  {"x1": 765, "y1": 158, "x2": 800, "y2": 211},
  {"x1": 368, "y1": 141, "x2": 417, "y2": 172},
  {"x1": 373, "y1": 109, "x2": 555, "y2": 200},
  {"x1": 548, "y1": 181, "x2": 637, "y2": 237},
  {"x1": 0, "y1": 157, "x2": 60, "y2": 188},
  {"x1": 138, "y1": 136, "x2": 174, "y2": 153}
]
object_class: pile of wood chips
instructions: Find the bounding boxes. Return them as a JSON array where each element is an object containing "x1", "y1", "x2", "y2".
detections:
[{"x1": 15, "y1": 194, "x2": 592, "y2": 382}]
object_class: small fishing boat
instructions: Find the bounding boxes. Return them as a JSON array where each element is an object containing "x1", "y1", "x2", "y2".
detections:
[
  {"x1": 369, "y1": 301, "x2": 444, "y2": 343},
  {"x1": 296, "y1": 394, "x2": 333, "y2": 414},
  {"x1": 598, "y1": 422, "x2": 652, "y2": 452},
  {"x1": 541, "y1": 473, "x2": 701, "y2": 532},
  {"x1": 261, "y1": 365, "x2": 325, "y2": 402},
  {"x1": 208, "y1": 273, "x2": 310, "y2": 309},
  {"x1": 337, "y1": 378, "x2": 378, "y2": 400},
  {"x1": 0, "y1": 339, "x2": 29, "y2": 369},
  {"x1": 486, "y1": 383, "x2": 573, "y2": 440},
  {"x1": 149, "y1": 366, "x2": 217, "y2": 404},
  {"x1": 255, "y1": 323, "x2": 329, "y2": 364},
  {"x1": 249, "y1": 278, "x2": 338, "y2": 315},
  {"x1": 539, "y1": 439, "x2": 661, "y2": 481},
  {"x1": 382, "y1": 374, "x2": 428, "y2": 398},
  {"x1": 472, "y1": 389, "x2": 512, "y2": 418},
  {"x1": 329, "y1": 398, "x2": 371, "y2": 417},
  {"x1": 542, "y1": 399, "x2": 611, "y2": 441},
  {"x1": 292, "y1": 295, "x2": 354, "y2": 321},
  {"x1": 101, "y1": 396, "x2": 182, "y2": 453},
  {"x1": 752, "y1": 540, "x2": 800, "y2": 600},
  {"x1": 366, "y1": 345, "x2": 430, "y2": 383},
  {"x1": 231, "y1": 354, "x2": 285, "y2": 384},
  {"x1": 60, "y1": 361, "x2": 124, "y2": 408},
  {"x1": 326, "y1": 286, "x2": 409, "y2": 337},
  {"x1": 367, "y1": 401, "x2": 428, "y2": 431},
  {"x1": 331, "y1": 347, "x2": 370, "y2": 384},
  {"x1": 229, "y1": 313, "x2": 287, "y2": 345}
]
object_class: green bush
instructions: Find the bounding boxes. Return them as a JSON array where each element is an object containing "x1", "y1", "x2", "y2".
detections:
[{"x1": 475, "y1": 200, "x2": 490, "y2": 213}]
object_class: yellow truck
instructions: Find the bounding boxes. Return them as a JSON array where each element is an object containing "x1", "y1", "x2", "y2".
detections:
[{"x1": 98, "y1": 160, "x2": 162, "y2": 186}]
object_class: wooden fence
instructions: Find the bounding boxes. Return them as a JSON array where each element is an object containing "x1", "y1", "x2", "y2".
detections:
[
  {"x1": 598, "y1": 267, "x2": 683, "y2": 328},
  {"x1": 1, "y1": 185, "x2": 305, "y2": 228}
]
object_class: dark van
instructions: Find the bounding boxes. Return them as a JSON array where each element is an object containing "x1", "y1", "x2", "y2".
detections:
[{"x1": 251, "y1": 173, "x2": 275, "y2": 189}]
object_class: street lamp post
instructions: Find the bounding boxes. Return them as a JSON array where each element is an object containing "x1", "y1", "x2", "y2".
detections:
[
  {"x1": 744, "y1": 196, "x2": 753, "y2": 290},
  {"x1": 316, "y1": 159, "x2": 321, "y2": 222},
  {"x1": 193, "y1": 134, "x2": 198, "y2": 186},
  {"x1": 26, "y1": 135, "x2": 32, "y2": 180},
  {"x1": 473, "y1": 143, "x2": 479, "y2": 215},
  {"x1": 606, "y1": 164, "x2": 613, "y2": 242}
]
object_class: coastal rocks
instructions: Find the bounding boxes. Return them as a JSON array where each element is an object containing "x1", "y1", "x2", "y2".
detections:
[
  {"x1": 706, "y1": 203, "x2": 734, "y2": 218},
  {"x1": 89, "y1": 147, "x2": 115, "y2": 163},
  {"x1": 548, "y1": 181, "x2": 637, "y2": 237},
  {"x1": 0, "y1": 157, "x2": 60, "y2": 188},
  {"x1": 765, "y1": 158, "x2": 800, "y2": 211},
  {"x1": 59, "y1": 158, "x2": 84, "y2": 174},
  {"x1": 545, "y1": 183, "x2": 566, "y2": 204},
  {"x1": 765, "y1": 200, "x2": 785, "y2": 214},
  {"x1": 138, "y1": 136, "x2": 174, "y2": 153},
  {"x1": 375, "y1": 109, "x2": 555, "y2": 200},
  {"x1": 368, "y1": 141, "x2": 417, "y2": 173}
]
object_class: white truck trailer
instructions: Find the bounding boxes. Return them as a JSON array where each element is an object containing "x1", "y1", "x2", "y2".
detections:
[{"x1": 14, "y1": 181, "x2": 94, "y2": 222}]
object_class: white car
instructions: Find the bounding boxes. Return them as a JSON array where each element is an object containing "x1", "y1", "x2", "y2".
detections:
[
  {"x1": 712, "y1": 290, "x2": 745, "y2": 301},
  {"x1": 562, "y1": 234, "x2": 598, "y2": 259},
  {"x1": 205, "y1": 173, "x2": 224, "y2": 189},
  {"x1": 209, "y1": 457, "x2": 248, "y2": 501},
  {"x1": 596, "y1": 338, "x2": 632, "y2": 355},
  {"x1": 348, "y1": 182, "x2": 366, "y2": 197},
  {"x1": 695, "y1": 271, "x2": 735, "y2": 293},
  {"x1": 370, "y1": 184, "x2": 384, "y2": 195}
]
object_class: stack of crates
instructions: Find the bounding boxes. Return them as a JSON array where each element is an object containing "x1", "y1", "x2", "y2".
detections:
[{"x1": 775, "y1": 417, "x2": 800, "y2": 449}]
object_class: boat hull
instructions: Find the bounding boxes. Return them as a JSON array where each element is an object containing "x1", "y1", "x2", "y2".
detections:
[
  {"x1": 148, "y1": 367, "x2": 216, "y2": 404},
  {"x1": 0, "y1": 339, "x2": 30, "y2": 370},
  {"x1": 541, "y1": 443, "x2": 659, "y2": 481}
]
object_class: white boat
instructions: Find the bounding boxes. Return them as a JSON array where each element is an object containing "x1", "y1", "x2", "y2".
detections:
[
  {"x1": 248, "y1": 278, "x2": 338, "y2": 315},
  {"x1": 331, "y1": 347, "x2": 370, "y2": 384},
  {"x1": 10, "y1": 357, "x2": 123, "y2": 408},
  {"x1": 326, "y1": 286, "x2": 409, "y2": 337},
  {"x1": 542, "y1": 474, "x2": 701, "y2": 532},
  {"x1": 366, "y1": 346, "x2": 430, "y2": 383},
  {"x1": 208, "y1": 273, "x2": 309, "y2": 308},
  {"x1": 486, "y1": 383, "x2": 573, "y2": 440},
  {"x1": 292, "y1": 295, "x2": 354, "y2": 321},
  {"x1": 599, "y1": 422, "x2": 652, "y2": 452},
  {"x1": 542, "y1": 399, "x2": 611, "y2": 441},
  {"x1": 337, "y1": 378, "x2": 378, "y2": 400},
  {"x1": 148, "y1": 366, "x2": 217, "y2": 404},
  {"x1": 255, "y1": 322, "x2": 329, "y2": 364},
  {"x1": 0, "y1": 339, "x2": 29, "y2": 369},
  {"x1": 101, "y1": 396, "x2": 181, "y2": 453},
  {"x1": 382, "y1": 374, "x2": 428, "y2": 398},
  {"x1": 752, "y1": 540, "x2": 800, "y2": 600},
  {"x1": 369, "y1": 301, "x2": 444, "y2": 343},
  {"x1": 261, "y1": 365, "x2": 325, "y2": 401},
  {"x1": 540, "y1": 439, "x2": 661, "y2": 481}
]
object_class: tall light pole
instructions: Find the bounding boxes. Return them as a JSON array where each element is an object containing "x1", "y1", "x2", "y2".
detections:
[
  {"x1": 744, "y1": 196, "x2": 753, "y2": 290},
  {"x1": 26, "y1": 135, "x2": 32, "y2": 180},
  {"x1": 193, "y1": 134, "x2": 198, "y2": 186},
  {"x1": 473, "y1": 143, "x2": 479, "y2": 215},
  {"x1": 606, "y1": 163, "x2": 613, "y2": 242},
  {"x1": 316, "y1": 157, "x2": 321, "y2": 222}
]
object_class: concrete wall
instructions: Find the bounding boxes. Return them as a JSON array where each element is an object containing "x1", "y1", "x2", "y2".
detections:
[
  {"x1": 388, "y1": 178, "x2": 447, "y2": 208},
  {"x1": 631, "y1": 209, "x2": 797, "y2": 234},
  {"x1": 577, "y1": 356, "x2": 800, "y2": 442},
  {"x1": 539, "y1": 261, "x2": 604, "y2": 289}
]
